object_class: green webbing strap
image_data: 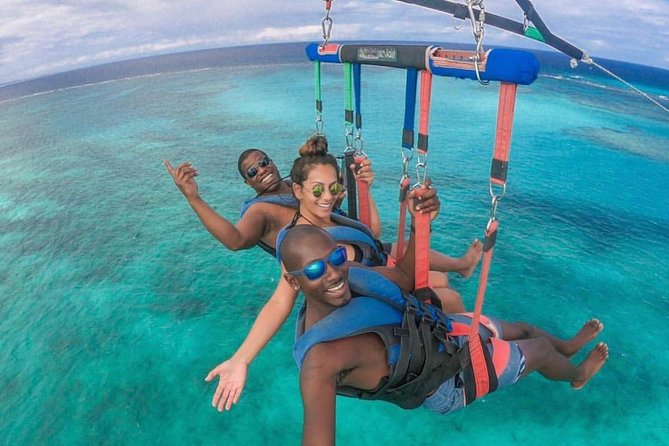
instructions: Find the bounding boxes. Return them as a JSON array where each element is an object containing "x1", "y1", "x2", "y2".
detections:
[
  {"x1": 344, "y1": 63, "x2": 354, "y2": 128},
  {"x1": 314, "y1": 61, "x2": 323, "y2": 134},
  {"x1": 315, "y1": 61, "x2": 322, "y2": 113}
]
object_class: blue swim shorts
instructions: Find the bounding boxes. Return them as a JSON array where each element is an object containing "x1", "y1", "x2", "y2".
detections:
[{"x1": 422, "y1": 339, "x2": 526, "y2": 414}]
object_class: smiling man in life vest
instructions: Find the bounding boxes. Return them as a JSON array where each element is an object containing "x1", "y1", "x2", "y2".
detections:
[{"x1": 279, "y1": 224, "x2": 608, "y2": 446}]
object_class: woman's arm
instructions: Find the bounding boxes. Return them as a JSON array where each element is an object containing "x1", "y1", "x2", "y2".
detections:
[
  {"x1": 230, "y1": 274, "x2": 298, "y2": 365},
  {"x1": 205, "y1": 268, "x2": 299, "y2": 411}
]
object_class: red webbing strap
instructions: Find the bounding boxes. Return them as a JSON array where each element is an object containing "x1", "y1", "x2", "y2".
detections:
[
  {"x1": 468, "y1": 82, "x2": 518, "y2": 400},
  {"x1": 354, "y1": 159, "x2": 370, "y2": 228},
  {"x1": 414, "y1": 189, "x2": 431, "y2": 291},
  {"x1": 394, "y1": 177, "x2": 411, "y2": 264},
  {"x1": 491, "y1": 82, "x2": 517, "y2": 186},
  {"x1": 414, "y1": 71, "x2": 433, "y2": 292},
  {"x1": 469, "y1": 219, "x2": 498, "y2": 398},
  {"x1": 417, "y1": 71, "x2": 432, "y2": 153}
]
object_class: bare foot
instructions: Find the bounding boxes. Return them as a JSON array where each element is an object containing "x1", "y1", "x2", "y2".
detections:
[
  {"x1": 562, "y1": 319, "x2": 604, "y2": 357},
  {"x1": 571, "y1": 342, "x2": 609, "y2": 390},
  {"x1": 458, "y1": 239, "x2": 483, "y2": 278}
]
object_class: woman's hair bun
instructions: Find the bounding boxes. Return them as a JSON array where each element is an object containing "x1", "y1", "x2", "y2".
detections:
[{"x1": 299, "y1": 134, "x2": 329, "y2": 157}]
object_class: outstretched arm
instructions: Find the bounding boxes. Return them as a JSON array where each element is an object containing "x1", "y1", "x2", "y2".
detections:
[
  {"x1": 300, "y1": 345, "x2": 340, "y2": 446},
  {"x1": 205, "y1": 269, "x2": 299, "y2": 411},
  {"x1": 164, "y1": 160, "x2": 266, "y2": 250}
]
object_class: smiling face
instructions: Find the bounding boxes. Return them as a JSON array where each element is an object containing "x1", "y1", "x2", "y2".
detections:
[
  {"x1": 292, "y1": 163, "x2": 342, "y2": 220},
  {"x1": 281, "y1": 225, "x2": 352, "y2": 314},
  {"x1": 240, "y1": 150, "x2": 282, "y2": 194}
]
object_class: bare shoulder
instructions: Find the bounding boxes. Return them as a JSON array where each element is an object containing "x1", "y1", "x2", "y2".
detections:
[
  {"x1": 254, "y1": 203, "x2": 296, "y2": 232},
  {"x1": 244, "y1": 202, "x2": 294, "y2": 223},
  {"x1": 304, "y1": 334, "x2": 384, "y2": 371}
]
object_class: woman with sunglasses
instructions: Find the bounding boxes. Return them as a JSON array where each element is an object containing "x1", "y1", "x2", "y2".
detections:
[
  {"x1": 205, "y1": 135, "x2": 464, "y2": 412},
  {"x1": 166, "y1": 146, "x2": 480, "y2": 273}
]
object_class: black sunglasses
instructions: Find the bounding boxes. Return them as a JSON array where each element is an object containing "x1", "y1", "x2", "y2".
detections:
[{"x1": 246, "y1": 156, "x2": 271, "y2": 179}]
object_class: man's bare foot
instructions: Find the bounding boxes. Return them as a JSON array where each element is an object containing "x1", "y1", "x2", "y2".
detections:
[
  {"x1": 571, "y1": 342, "x2": 609, "y2": 390},
  {"x1": 458, "y1": 239, "x2": 483, "y2": 278},
  {"x1": 561, "y1": 319, "x2": 605, "y2": 357}
]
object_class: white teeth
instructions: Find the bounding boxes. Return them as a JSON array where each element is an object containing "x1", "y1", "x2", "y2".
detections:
[
  {"x1": 262, "y1": 174, "x2": 273, "y2": 184},
  {"x1": 327, "y1": 281, "x2": 344, "y2": 292}
]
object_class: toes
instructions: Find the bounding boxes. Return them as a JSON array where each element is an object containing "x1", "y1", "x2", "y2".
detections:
[
  {"x1": 596, "y1": 342, "x2": 609, "y2": 358},
  {"x1": 588, "y1": 318, "x2": 602, "y2": 328},
  {"x1": 585, "y1": 319, "x2": 604, "y2": 334}
]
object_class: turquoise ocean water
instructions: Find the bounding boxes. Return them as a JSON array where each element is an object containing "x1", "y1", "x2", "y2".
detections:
[{"x1": 1, "y1": 43, "x2": 668, "y2": 445}]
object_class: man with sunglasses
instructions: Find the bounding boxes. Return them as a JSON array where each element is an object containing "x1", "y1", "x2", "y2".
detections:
[
  {"x1": 278, "y1": 224, "x2": 608, "y2": 445},
  {"x1": 164, "y1": 150, "x2": 300, "y2": 257},
  {"x1": 164, "y1": 148, "x2": 371, "y2": 257}
]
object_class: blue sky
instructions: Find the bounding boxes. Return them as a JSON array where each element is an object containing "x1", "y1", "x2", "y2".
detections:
[{"x1": 1, "y1": 0, "x2": 668, "y2": 85}]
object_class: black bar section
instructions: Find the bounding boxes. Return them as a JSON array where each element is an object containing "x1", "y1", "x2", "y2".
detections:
[
  {"x1": 490, "y1": 158, "x2": 508, "y2": 183},
  {"x1": 483, "y1": 228, "x2": 497, "y2": 252},
  {"x1": 417, "y1": 133, "x2": 429, "y2": 152},
  {"x1": 339, "y1": 44, "x2": 429, "y2": 70},
  {"x1": 402, "y1": 128, "x2": 414, "y2": 149},
  {"x1": 316, "y1": 99, "x2": 322, "y2": 113},
  {"x1": 345, "y1": 109, "x2": 354, "y2": 124}
]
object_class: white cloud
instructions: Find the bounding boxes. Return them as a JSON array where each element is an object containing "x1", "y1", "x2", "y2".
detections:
[{"x1": 0, "y1": 0, "x2": 667, "y2": 84}]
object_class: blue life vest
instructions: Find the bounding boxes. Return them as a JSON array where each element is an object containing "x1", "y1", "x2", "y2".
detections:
[
  {"x1": 239, "y1": 192, "x2": 299, "y2": 257},
  {"x1": 239, "y1": 192, "x2": 299, "y2": 218},
  {"x1": 275, "y1": 214, "x2": 387, "y2": 266},
  {"x1": 327, "y1": 213, "x2": 388, "y2": 266},
  {"x1": 293, "y1": 267, "x2": 476, "y2": 409}
]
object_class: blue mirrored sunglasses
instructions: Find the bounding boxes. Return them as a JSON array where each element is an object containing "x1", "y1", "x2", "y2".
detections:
[
  {"x1": 287, "y1": 246, "x2": 348, "y2": 280},
  {"x1": 246, "y1": 156, "x2": 271, "y2": 179}
]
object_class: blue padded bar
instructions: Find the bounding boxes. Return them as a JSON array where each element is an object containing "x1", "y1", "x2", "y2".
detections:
[{"x1": 306, "y1": 43, "x2": 540, "y2": 85}]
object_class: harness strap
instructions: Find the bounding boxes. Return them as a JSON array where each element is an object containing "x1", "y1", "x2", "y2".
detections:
[
  {"x1": 395, "y1": 177, "x2": 411, "y2": 264},
  {"x1": 395, "y1": 69, "x2": 418, "y2": 264},
  {"x1": 468, "y1": 81, "x2": 518, "y2": 401},
  {"x1": 413, "y1": 70, "x2": 433, "y2": 294},
  {"x1": 343, "y1": 62, "x2": 358, "y2": 220},
  {"x1": 314, "y1": 60, "x2": 324, "y2": 134},
  {"x1": 417, "y1": 70, "x2": 432, "y2": 156},
  {"x1": 490, "y1": 82, "x2": 517, "y2": 186},
  {"x1": 414, "y1": 287, "x2": 442, "y2": 310},
  {"x1": 352, "y1": 63, "x2": 371, "y2": 228},
  {"x1": 461, "y1": 336, "x2": 499, "y2": 404},
  {"x1": 406, "y1": 298, "x2": 426, "y2": 378}
]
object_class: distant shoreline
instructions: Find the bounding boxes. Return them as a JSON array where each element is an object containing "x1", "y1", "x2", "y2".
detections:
[{"x1": 2, "y1": 41, "x2": 668, "y2": 102}]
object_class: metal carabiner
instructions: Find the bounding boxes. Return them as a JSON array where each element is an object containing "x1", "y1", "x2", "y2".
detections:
[
  {"x1": 414, "y1": 162, "x2": 428, "y2": 187},
  {"x1": 315, "y1": 114, "x2": 324, "y2": 134},
  {"x1": 488, "y1": 181, "x2": 507, "y2": 201},
  {"x1": 321, "y1": 16, "x2": 333, "y2": 44},
  {"x1": 354, "y1": 136, "x2": 365, "y2": 154},
  {"x1": 489, "y1": 195, "x2": 500, "y2": 221},
  {"x1": 344, "y1": 123, "x2": 355, "y2": 153}
]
